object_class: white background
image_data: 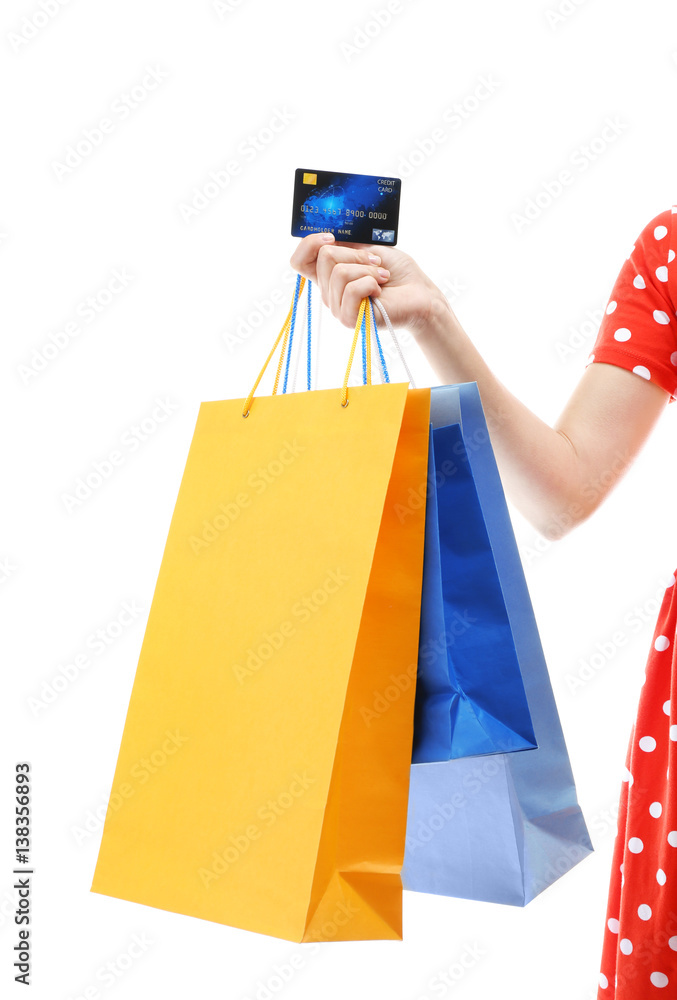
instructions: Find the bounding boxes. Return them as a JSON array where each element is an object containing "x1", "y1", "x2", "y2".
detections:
[{"x1": 3, "y1": 0, "x2": 677, "y2": 998}]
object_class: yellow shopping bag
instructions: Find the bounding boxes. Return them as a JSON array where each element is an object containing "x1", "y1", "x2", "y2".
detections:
[{"x1": 91, "y1": 285, "x2": 431, "y2": 942}]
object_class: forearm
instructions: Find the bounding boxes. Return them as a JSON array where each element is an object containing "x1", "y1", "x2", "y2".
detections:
[{"x1": 412, "y1": 297, "x2": 590, "y2": 539}]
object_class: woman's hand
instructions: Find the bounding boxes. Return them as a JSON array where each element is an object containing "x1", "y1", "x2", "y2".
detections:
[{"x1": 289, "y1": 232, "x2": 451, "y2": 337}]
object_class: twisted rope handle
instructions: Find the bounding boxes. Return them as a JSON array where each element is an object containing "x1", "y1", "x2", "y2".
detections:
[{"x1": 242, "y1": 277, "x2": 407, "y2": 416}]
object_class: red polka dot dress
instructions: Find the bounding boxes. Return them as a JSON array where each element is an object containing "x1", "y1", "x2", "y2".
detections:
[{"x1": 591, "y1": 207, "x2": 677, "y2": 997}]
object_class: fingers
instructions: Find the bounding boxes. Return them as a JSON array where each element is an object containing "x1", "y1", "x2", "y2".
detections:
[
  {"x1": 332, "y1": 240, "x2": 398, "y2": 267},
  {"x1": 335, "y1": 274, "x2": 384, "y2": 327},
  {"x1": 289, "y1": 233, "x2": 392, "y2": 326},
  {"x1": 316, "y1": 246, "x2": 384, "y2": 303},
  {"x1": 328, "y1": 262, "x2": 388, "y2": 318},
  {"x1": 290, "y1": 232, "x2": 386, "y2": 286},
  {"x1": 289, "y1": 232, "x2": 338, "y2": 281}
]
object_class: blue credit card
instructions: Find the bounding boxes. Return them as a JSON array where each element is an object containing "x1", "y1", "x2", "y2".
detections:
[{"x1": 291, "y1": 169, "x2": 401, "y2": 245}]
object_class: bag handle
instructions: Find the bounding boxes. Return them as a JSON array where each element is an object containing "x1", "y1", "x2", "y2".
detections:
[
  {"x1": 289, "y1": 282, "x2": 391, "y2": 393},
  {"x1": 242, "y1": 274, "x2": 411, "y2": 417}
]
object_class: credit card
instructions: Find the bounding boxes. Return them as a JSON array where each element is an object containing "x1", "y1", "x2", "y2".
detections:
[{"x1": 291, "y1": 169, "x2": 401, "y2": 245}]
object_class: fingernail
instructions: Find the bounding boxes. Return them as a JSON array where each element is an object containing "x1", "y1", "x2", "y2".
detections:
[
  {"x1": 368, "y1": 253, "x2": 381, "y2": 264},
  {"x1": 378, "y1": 268, "x2": 390, "y2": 279},
  {"x1": 320, "y1": 233, "x2": 334, "y2": 242}
]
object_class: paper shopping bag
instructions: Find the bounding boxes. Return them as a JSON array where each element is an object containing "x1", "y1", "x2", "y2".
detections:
[
  {"x1": 91, "y1": 288, "x2": 431, "y2": 942},
  {"x1": 402, "y1": 383, "x2": 592, "y2": 905},
  {"x1": 413, "y1": 385, "x2": 537, "y2": 761}
]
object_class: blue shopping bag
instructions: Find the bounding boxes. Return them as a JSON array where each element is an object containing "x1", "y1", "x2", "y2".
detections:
[
  {"x1": 413, "y1": 385, "x2": 537, "y2": 762},
  {"x1": 403, "y1": 383, "x2": 592, "y2": 905}
]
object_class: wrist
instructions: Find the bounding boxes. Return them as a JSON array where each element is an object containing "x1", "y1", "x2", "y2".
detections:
[{"x1": 408, "y1": 288, "x2": 454, "y2": 341}]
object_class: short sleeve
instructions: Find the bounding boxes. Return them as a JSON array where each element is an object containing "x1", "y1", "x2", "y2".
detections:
[{"x1": 586, "y1": 206, "x2": 677, "y2": 402}]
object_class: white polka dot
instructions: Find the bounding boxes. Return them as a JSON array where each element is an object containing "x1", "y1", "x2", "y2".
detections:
[
  {"x1": 623, "y1": 767, "x2": 634, "y2": 785},
  {"x1": 639, "y1": 736, "x2": 657, "y2": 751},
  {"x1": 655, "y1": 635, "x2": 670, "y2": 651},
  {"x1": 668, "y1": 574, "x2": 676, "y2": 587},
  {"x1": 657, "y1": 868, "x2": 667, "y2": 885},
  {"x1": 633, "y1": 274, "x2": 646, "y2": 288},
  {"x1": 620, "y1": 938, "x2": 633, "y2": 955},
  {"x1": 664, "y1": 700, "x2": 671, "y2": 715},
  {"x1": 599, "y1": 972, "x2": 609, "y2": 988},
  {"x1": 608, "y1": 917, "x2": 620, "y2": 933},
  {"x1": 638, "y1": 904, "x2": 652, "y2": 920},
  {"x1": 633, "y1": 365, "x2": 651, "y2": 380},
  {"x1": 670, "y1": 726, "x2": 677, "y2": 741},
  {"x1": 606, "y1": 300, "x2": 617, "y2": 314},
  {"x1": 670, "y1": 250, "x2": 676, "y2": 262},
  {"x1": 650, "y1": 802, "x2": 663, "y2": 818},
  {"x1": 670, "y1": 937, "x2": 677, "y2": 951},
  {"x1": 586, "y1": 354, "x2": 595, "y2": 365},
  {"x1": 668, "y1": 831, "x2": 677, "y2": 847},
  {"x1": 655, "y1": 225, "x2": 668, "y2": 240},
  {"x1": 656, "y1": 266, "x2": 669, "y2": 282},
  {"x1": 671, "y1": 352, "x2": 677, "y2": 366},
  {"x1": 614, "y1": 327, "x2": 632, "y2": 341},
  {"x1": 651, "y1": 972, "x2": 669, "y2": 988},
  {"x1": 654, "y1": 310, "x2": 671, "y2": 324},
  {"x1": 628, "y1": 837, "x2": 644, "y2": 853},
  {"x1": 627, "y1": 245, "x2": 636, "y2": 258}
]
